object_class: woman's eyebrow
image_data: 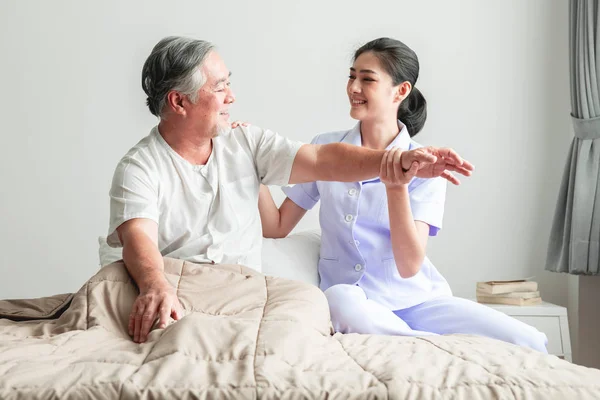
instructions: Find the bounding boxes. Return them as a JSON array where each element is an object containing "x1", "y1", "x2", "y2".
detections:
[{"x1": 350, "y1": 67, "x2": 378, "y2": 75}]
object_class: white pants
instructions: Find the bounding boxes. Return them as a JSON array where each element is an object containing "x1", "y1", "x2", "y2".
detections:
[{"x1": 325, "y1": 284, "x2": 548, "y2": 353}]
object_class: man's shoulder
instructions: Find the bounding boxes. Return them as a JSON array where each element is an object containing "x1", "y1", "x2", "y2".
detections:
[
  {"x1": 229, "y1": 124, "x2": 273, "y2": 139},
  {"x1": 226, "y1": 124, "x2": 295, "y2": 151},
  {"x1": 217, "y1": 126, "x2": 258, "y2": 154},
  {"x1": 124, "y1": 128, "x2": 159, "y2": 154},
  {"x1": 114, "y1": 129, "x2": 162, "y2": 172}
]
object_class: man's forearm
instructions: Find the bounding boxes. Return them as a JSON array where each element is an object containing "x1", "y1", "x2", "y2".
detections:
[
  {"x1": 122, "y1": 237, "x2": 167, "y2": 292},
  {"x1": 315, "y1": 143, "x2": 385, "y2": 182}
]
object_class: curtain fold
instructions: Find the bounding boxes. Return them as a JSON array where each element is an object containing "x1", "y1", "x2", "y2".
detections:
[{"x1": 546, "y1": 0, "x2": 600, "y2": 275}]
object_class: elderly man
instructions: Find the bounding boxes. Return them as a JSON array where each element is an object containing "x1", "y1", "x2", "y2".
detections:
[{"x1": 108, "y1": 36, "x2": 470, "y2": 343}]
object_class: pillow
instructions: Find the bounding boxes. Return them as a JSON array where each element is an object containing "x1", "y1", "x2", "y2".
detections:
[
  {"x1": 261, "y1": 230, "x2": 321, "y2": 286},
  {"x1": 97, "y1": 229, "x2": 321, "y2": 287},
  {"x1": 98, "y1": 236, "x2": 124, "y2": 267}
]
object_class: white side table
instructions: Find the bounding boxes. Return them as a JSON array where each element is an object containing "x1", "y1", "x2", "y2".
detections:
[{"x1": 472, "y1": 300, "x2": 572, "y2": 361}]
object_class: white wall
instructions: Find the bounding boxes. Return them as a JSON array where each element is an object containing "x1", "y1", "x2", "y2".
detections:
[{"x1": 0, "y1": 0, "x2": 571, "y2": 309}]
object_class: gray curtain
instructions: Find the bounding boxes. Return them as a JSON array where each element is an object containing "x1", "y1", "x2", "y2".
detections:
[{"x1": 546, "y1": 0, "x2": 600, "y2": 275}]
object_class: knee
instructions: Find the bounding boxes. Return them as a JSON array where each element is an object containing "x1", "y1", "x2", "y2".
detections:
[
  {"x1": 324, "y1": 284, "x2": 363, "y2": 331},
  {"x1": 324, "y1": 285, "x2": 357, "y2": 311},
  {"x1": 502, "y1": 325, "x2": 548, "y2": 353},
  {"x1": 518, "y1": 330, "x2": 548, "y2": 354}
]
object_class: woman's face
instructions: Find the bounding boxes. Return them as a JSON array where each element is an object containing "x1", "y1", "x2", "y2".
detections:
[{"x1": 347, "y1": 51, "x2": 408, "y2": 123}]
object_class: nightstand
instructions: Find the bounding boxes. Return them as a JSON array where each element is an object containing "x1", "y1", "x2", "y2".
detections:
[{"x1": 473, "y1": 300, "x2": 572, "y2": 361}]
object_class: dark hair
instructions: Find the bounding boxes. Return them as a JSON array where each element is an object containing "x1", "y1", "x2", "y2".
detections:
[{"x1": 354, "y1": 37, "x2": 427, "y2": 136}]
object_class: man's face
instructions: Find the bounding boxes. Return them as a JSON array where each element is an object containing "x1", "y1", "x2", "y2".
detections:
[{"x1": 188, "y1": 51, "x2": 235, "y2": 137}]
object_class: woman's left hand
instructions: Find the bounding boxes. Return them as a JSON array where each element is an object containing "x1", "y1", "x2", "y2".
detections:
[{"x1": 231, "y1": 121, "x2": 250, "y2": 129}]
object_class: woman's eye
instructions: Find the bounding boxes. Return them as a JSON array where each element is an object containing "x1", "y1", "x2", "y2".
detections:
[{"x1": 348, "y1": 75, "x2": 356, "y2": 80}]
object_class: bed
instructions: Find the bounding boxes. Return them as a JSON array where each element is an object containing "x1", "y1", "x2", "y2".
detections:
[{"x1": 0, "y1": 232, "x2": 599, "y2": 399}]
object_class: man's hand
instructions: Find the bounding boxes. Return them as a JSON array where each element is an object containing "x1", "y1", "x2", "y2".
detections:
[
  {"x1": 400, "y1": 146, "x2": 474, "y2": 185},
  {"x1": 129, "y1": 282, "x2": 184, "y2": 343}
]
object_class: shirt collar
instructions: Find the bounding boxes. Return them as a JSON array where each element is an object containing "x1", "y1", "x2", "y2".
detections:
[{"x1": 342, "y1": 120, "x2": 412, "y2": 150}]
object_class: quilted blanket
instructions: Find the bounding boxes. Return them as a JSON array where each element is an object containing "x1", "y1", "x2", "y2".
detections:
[{"x1": 1, "y1": 258, "x2": 599, "y2": 399}]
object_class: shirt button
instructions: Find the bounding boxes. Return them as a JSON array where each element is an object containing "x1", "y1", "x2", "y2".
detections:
[
  {"x1": 355, "y1": 240, "x2": 360, "y2": 246},
  {"x1": 354, "y1": 264, "x2": 363, "y2": 272},
  {"x1": 345, "y1": 214, "x2": 354, "y2": 222},
  {"x1": 348, "y1": 188, "x2": 357, "y2": 196}
]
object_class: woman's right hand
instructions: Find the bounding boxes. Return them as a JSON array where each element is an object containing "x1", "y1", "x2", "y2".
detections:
[{"x1": 380, "y1": 147, "x2": 421, "y2": 188}]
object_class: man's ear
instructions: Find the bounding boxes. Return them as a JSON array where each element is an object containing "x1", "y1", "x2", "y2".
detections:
[{"x1": 166, "y1": 91, "x2": 186, "y2": 116}]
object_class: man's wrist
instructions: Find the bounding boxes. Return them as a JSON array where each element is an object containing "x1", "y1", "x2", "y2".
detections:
[{"x1": 139, "y1": 276, "x2": 171, "y2": 293}]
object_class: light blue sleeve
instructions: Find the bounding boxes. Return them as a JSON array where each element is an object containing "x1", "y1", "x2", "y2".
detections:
[
  {"x1": 408, "y1": 177, "x2": 447, "y2": 236},
  {"x1": 281, "y1": 134, "x2": 322, "y2": 210},
  {"x1": 282, "y1": 181, "x2": 320, "y2": 210}
]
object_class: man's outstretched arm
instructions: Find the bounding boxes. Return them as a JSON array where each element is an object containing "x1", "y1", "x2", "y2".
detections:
[
  {"x1": 289, "y1": 143, "x2": 387, "y2": 184},
  {"x1": 289, "y1": 143, "x2": 471, "y2": 184}
]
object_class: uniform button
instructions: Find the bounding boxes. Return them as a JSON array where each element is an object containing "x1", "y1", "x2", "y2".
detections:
[
  {"x1": 354, "y1": 264, "x2": 363, "y2": 272},
  {"x1": 355, "y1": 240, "x2": 360, "y2": 246},
  {"x1": 345, "y1": 214, "x2": 354, "y2": 222},
  {"x1": 348, "y1": 188, "x2": 357, "y2": 196}
]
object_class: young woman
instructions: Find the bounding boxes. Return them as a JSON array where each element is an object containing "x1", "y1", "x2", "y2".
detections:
[{"x1": 258, "y1": 38, "x2": 547, "y2": 352}]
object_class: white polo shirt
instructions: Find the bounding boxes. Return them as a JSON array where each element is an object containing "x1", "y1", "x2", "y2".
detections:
[{"x1": 107, "y1": 125, "x2": 303, "y2": 270}]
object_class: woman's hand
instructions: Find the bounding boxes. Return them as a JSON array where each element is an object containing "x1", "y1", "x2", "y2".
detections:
[
  {"x1": 380, "y1": 147, "x2": 421, "y2": 188},
  {"x1": 231, "y1": 121, "x2": 250, "y2": 129}
]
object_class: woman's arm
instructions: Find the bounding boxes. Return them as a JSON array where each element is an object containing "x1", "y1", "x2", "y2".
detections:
[
  {"x1": 258, "y1": 185, "x2": 307, "y2": 238},
  {"x1": 385, "y1": 186, "x2": 430, "y2": 278},
  {"x1": 380, "y1": 148, "x2": 433, "y2": 278}
]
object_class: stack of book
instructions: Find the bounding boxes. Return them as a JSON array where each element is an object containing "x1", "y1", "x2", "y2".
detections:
[{"x1": 476, "y1": 280, "x2": 542, "y2": 306}]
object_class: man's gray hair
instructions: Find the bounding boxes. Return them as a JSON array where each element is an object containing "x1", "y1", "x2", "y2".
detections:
[{"x1": 142, "y1": 36, "x2": 214, "y2": 118}]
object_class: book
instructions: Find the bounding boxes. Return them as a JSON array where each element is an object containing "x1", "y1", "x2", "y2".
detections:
[
  {"x1": 476, "y1": 280, "x2": 538, "y2": 295},
  {"x1": 475, "y1": 290, "x2": 540, "y2": 299},
  {"x1": 476, "y1": 295, "x2": 542, "y2": 306}
]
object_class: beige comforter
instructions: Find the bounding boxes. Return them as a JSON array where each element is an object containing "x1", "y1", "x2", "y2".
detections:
[{"x1": 1, "y1": 258, "x2": 599, "y2": 399}]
